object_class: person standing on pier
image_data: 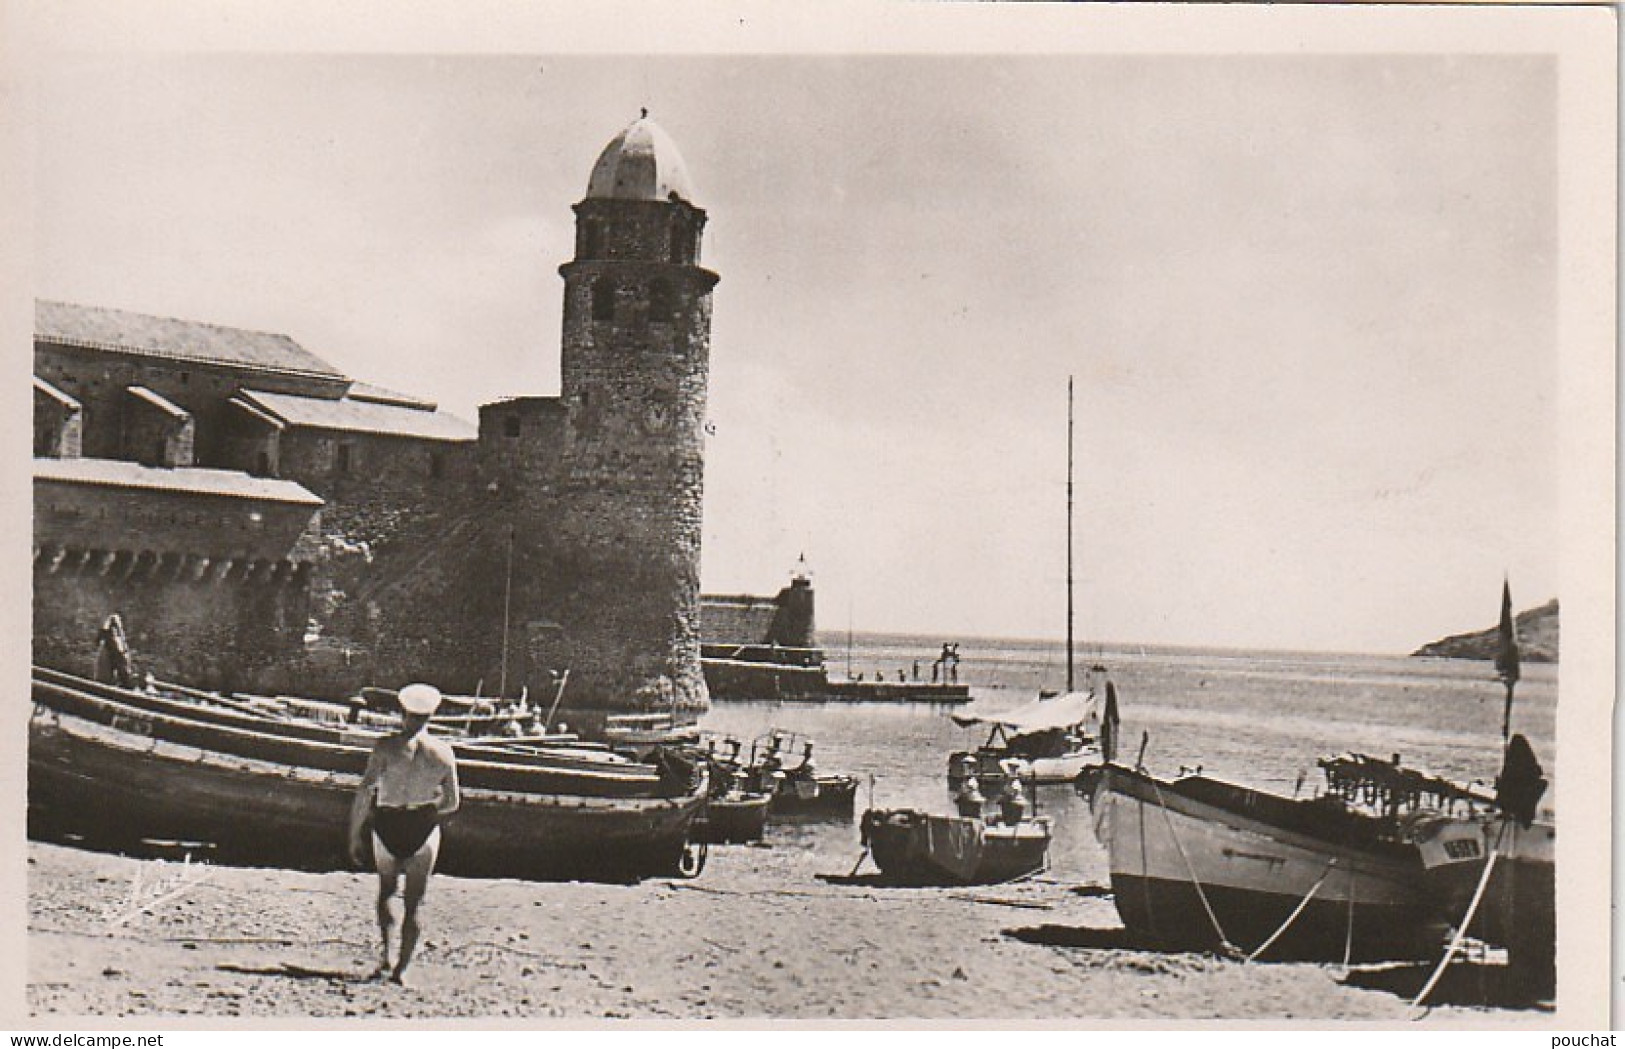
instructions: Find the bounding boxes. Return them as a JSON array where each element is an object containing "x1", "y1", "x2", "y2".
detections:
[{"x1": 348, "y1": 683, "x2": 461, "y2": 984}]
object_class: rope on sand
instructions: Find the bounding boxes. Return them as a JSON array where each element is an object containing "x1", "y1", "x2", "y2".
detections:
[
  {"x1": 667, "y1": 882, "x2": 866, "y2": 902},
  {"x1": 422, "y1": 940, "x2": 586, "y2": 969}
]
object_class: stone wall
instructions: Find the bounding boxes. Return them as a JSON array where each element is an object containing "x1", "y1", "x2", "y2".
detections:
[
  {"x1": 123, "y1": 391, "x2": 195, "y2": 468},
  {"x1": 33, "y1": 554, "x2": 313, "y2": 693},
  {"x1": 543, "y1": 194, "x2": 718, "y2": 713},
  {"x1": 33, "y1": 386, "x2": 81, "y2": 458},
  {"x1": 701, "y1": 595, "x2": 781, "y2": 645},
  {"x1": 35, "y1": 478, "x2": 318, "y2": 559}
]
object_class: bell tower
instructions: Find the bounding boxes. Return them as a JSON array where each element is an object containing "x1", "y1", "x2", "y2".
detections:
[{"x1": 547, "y1": 113, "x2": 719, "y2": 712}]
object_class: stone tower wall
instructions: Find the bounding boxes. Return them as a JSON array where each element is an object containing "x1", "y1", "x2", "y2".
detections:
[{"x1": 532, "y1": 196, "x2": 718, "y2": 712}]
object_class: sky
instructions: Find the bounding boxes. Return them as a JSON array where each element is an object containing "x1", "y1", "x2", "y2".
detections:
[{"x1": 27, "y1": 44, "x2": 1571, "y2": 653}]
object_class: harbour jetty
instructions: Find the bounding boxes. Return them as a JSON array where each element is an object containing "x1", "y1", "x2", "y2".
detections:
[{"x1": 701, "y1": 571, "x2": 971, "y2": 703}]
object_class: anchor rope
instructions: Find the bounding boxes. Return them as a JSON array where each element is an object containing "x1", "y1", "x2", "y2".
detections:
[
  {"x1": 1247, "y1": 858, "x2": 1336, "y2": 962},
  {"x1": 1342, "y1": 870, "x2": 1356, "y2": 970},
  {"x1": 1148, "y1": 777, "x2": 1240, "y2": 957},
  {"x1": 1411, "y1": 819, "x2": 1509, "y2": 1012}
]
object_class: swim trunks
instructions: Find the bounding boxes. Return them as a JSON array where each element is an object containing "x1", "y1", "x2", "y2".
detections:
[{"x1": 372, "y1": 804, "x2": 440, "y2": 860}]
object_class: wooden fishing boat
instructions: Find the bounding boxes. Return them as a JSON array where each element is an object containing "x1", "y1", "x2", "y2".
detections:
[
  {"x1": 859, "y1": 808, "x2": 1051, "y2": 885},
  {"x1": 29, "y1": 670, "x2": 708, "y2": 881},
  {"x1": 948, "y1": 685, "x2": 1107, "y2": 793},
  {"x1": 1409, "y1": 583, "x2": 1556, "y2": 994},
  {"x1": 1077, "y1": 762, "x2": 1441, "y2": 961},
  {"x1": 741, "y1": 729, "x2": 858, "y2": 817},
  {"x1": 34, "y1": 668, "x2": 661, "y2": 794},
  {"x1": 692, "y1": 791, "x2": 773, "y2": 844},
  {"x1": 603, "y1": 711, "x2": 702, "y2": 760},
  {"x1": 1413, "y1": 806, "x2": 1555, "y2": 985}
]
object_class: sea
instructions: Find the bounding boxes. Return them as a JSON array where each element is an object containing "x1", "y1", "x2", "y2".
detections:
[{"x1": 695, "y1": 632, "x2": 1558, "y2": 880}]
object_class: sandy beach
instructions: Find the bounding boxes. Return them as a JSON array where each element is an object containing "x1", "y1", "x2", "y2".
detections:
[{"x1": 27, "y1": 838, "x2": 1550, "y2": 1023}]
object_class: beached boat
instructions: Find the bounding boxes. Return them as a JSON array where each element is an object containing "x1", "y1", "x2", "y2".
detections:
[
  {"x1": 693, "y1": 791, "x2": 773, "y2": 844},
  {"x1": 742, "y1": 729, "x2": 858, "y2": 817},
  {"x1": 1409, "y1": 582, "x2": 1556, "y2": 993},
  {"x1": 948, "y1": 684, "x2": 1108, "y2": 793},
  {"x1": 859, "y1": 808, "x2": 1051, "y2": 885},
  {"x1": 603, "y1": 711, "x2": 702, "y2": 760},
  {"x1": 36, "y1": 667, "x2": 653, "y2": 789},
  {"x1": 29, "y1": 668, "x2": 708, "y2": 881},
  {"x1": 1077, "y1": 762, "x2": 1443, "y2": 961},
  {"x1": 1414, "y1": 804, "x2": 1555, "y2": 986}
]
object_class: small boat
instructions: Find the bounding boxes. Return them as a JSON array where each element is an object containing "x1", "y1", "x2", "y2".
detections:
[
  {"x1": 689, "y1": 739, "x2": 773, "y2": 844},
  {"x1": 743, "y1": 729, "x2": 858, "y2": 817},
  {"x1": 29, "y1": 667, "x2": 709, "y2": 881},
  {"x1": 693, "y1": 791, "x2": 773, "y2": 844},
  {"x1": 948, "y1": 684, "x2": 1108, "y2": 793},
  {"x1": 859, "y1": 808, "x2": 1052, "y2": 885},
  {"x1": 1077, "y1": 761, "x2": 1443, "y2": 961},
  {"x1": 603, "y1": 712, "x2": 702, "y2": 760}
]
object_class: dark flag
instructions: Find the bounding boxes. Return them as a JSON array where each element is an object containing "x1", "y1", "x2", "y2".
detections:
[
  {"x1": 1496, "y1": 580, "x2": 1521, "y2": 740},
  {"x1": 1101, "y1": 681, "x2": 1121, "y2": 764}
]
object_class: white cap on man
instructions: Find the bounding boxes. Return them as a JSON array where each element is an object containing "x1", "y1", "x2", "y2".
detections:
[{"x1": 399, "y1": 683, "x2": 443, "y2": 716}]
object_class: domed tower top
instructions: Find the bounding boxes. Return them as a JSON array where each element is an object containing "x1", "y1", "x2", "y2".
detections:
[{"x1": 585, "y1": 111, "x2": 698, "y2": 204}]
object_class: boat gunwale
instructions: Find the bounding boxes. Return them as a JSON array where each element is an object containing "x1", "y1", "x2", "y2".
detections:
[
  {"x1": 31, "y1": 702, "x2": 709, "y2": 812},
  {"x1": 1095, "y1": 764, "x2": 1423, "y2": 875},
  {"x1": 31, "y1": 677, "x2": 686, "y2": 793}
]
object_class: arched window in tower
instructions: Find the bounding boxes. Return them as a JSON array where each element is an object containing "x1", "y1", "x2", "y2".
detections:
[
  {"x1": 648, "y1": 279, "x2": 673, "y2": 321},
  {"x1": 592, "y1": 278, "x2": 615, "y2": 322},
  {"x1": 580, "y1": 220, "x2": 602, "y2": 260}
]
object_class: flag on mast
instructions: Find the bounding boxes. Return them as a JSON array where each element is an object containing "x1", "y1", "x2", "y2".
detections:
[{"x1": 1496, "y1": 579, "x2": 1521, "y2": 740}]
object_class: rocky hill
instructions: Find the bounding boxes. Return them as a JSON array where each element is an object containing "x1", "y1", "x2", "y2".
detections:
[{"x1": 1411, "y1": 598, "x2": 1559, "y2": 663}]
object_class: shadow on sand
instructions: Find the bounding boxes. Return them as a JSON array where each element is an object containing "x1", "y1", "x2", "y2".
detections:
[
  {"x1": 1002, "y1": 923, "x2": 1198, "y2": 953},
  {"x1": 1340, "y1": 960, "x2": 1555, "y2": 1012},
  {"x1": 215, "y1": 963, "x2": 372, "y2": 984}
]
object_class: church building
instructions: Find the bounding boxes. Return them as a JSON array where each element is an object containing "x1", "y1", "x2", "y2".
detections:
[{"x1": 31, "y1": 114, "x2": 719, "y2": 716}]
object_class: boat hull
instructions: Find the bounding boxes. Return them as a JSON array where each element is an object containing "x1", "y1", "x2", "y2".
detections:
[
  {"x1": 693, "y1": 793, "x2": 772, "y2": 844},
  {"x1": 29, "y1": 703, "x2": 703, "y2": 882},
  {"x1": 861, "y1": 809, "x2": 1050, "y2": 885},
  {"x1": 1416, "y1": 814, "x2": 1555, "y2": 988},
  {"x1": 1087, "y1": 765, "x2": 1438, "y2": 961},
  {"x1": 768, "y1": 775, "x2": 858, "y2": 817}
]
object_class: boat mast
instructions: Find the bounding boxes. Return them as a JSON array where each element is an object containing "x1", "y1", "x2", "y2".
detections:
[
  {"x1": 846, "y1": 597, "x2": 854, "y2": 680},
  {"x1": 1496, "y1": 577, "x2": 1521, "y2": 742},
  {"x1": 499, "y1": 525, "x2": 515, "y2": 700},
  {"x1": 1067, "y1": 375, "x2": 1075, "y2": 695}
]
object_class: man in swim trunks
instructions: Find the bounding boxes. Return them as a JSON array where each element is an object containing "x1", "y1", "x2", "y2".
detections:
[{"x1": 348, "y1": 682, "x2": 460, "y2": 984}]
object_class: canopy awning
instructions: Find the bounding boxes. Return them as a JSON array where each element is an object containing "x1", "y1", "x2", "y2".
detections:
[{"x1": 951, "y1": 689, "x2": 1101, "y2": 732}]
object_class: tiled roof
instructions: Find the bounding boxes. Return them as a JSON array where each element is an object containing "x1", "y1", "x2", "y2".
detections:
[
  {"x1": 36, "y1": 300, "x2": 347, "y2": 382},
  {"x1": 33, "y1": 376, "x2": 81, "y2": 411},
  {"x1": 239, "y1": 389, "x2": 477, "y2": 442},
  {"x1": 226, "y1": 395, "x2": 286, "y2": 431},
  {"x1": 128, "y1": 385, "x2": 190, "y2": 419},
  {"x1": 348, "y1": 381, "x2": 438, "y2": 411},
  {"x1": 35, "y1": 457, "x2": 323, "y2": 506}
]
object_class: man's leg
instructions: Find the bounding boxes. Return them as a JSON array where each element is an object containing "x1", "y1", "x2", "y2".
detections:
[
  {"x1": 371, "y1": 833, "x2": 401, "y2": 978},
  {"x1": 390, "y1": 827, "x2": 441, "y2": 984}
]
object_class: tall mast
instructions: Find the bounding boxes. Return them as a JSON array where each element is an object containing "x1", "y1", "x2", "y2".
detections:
[
  {"x1": 1067, "y1": 375, "x2": 1075, "y2": 694},
  {"x1": 498, "y1": 525, "x2": 515, "y2": 700}
]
